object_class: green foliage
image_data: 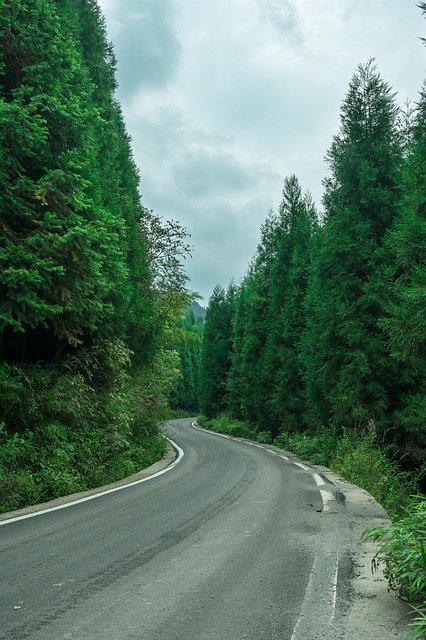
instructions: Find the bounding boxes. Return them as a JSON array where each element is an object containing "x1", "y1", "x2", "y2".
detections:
[
  {"x1": 274, "y1": 427, "x2": 340, "y2": 466},
  {"x1": 198, "y1": 414, "x2": 261, "y2": 441},
  {"x1": 329, "y1": 430, "x2": 419, "y2": 517},
  {"x1": 0, "y1": 342, "x2": 171, "y2": 513},
  {"x1": 169, "y1": 307, "x2": 203, "y2": 412},
  {"x1": 200, "y1": 284, "x2": 236, "y2": 417},
  {"x1": 364, "y1": 496, "x2": 426, "y2": 639},
  {"x1": 0, "y1": 0, "x2": 193, "y2": 514},
  {"x1": 302, "y1": 61, "x2": 402, "y2": 432}
]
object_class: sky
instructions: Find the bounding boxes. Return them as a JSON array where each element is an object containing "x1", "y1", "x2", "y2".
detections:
[{"x1": 97, "y1": 0, "x2": 425, "y2": 303}]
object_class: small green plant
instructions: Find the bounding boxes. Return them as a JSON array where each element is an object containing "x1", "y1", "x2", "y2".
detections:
[
  {"x1": 364, "y1": 496, "x2": 426, "y2": 639},
  {"x1": 197, "y1": 414, "x2": 260, "y2": 440}
]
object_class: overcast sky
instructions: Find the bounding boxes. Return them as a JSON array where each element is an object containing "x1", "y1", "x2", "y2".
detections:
[{"x1": 97, "y1": 0, "x2": 425, "y2": 303}]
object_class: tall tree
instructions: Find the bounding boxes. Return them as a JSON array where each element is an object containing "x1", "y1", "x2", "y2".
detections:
[
  {"x1": 269, "y1": 183, "x2": 318, "y2": 433},
  {"x1": 382, "y1": 83, "x2": 426, "y2": 468},
  {"x1": 301, "y1": 60, "x2": 402, "y2": 431},
  {"x1": 200, "y1": 284, "x2": 235, "y2": 418}
]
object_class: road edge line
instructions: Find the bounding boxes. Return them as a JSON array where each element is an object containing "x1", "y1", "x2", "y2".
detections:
[{"x1": 0, "y1": 438, "x2": 184, "y2": 527}]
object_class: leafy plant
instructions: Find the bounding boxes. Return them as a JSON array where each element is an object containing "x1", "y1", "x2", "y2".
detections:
[{"x1": 364, "y1": 496, "x2": 426, "y2": 639}]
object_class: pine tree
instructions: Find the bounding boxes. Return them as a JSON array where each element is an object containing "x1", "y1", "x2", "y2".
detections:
[
  {"x1": 382, "y1": 84, "x2": 426, "y2": 468},
  {"x1": 301, "y1": 61, "x2": 402, "y2": 431},
  {"x1": 234, "y1": 213, "x2": 279, "y2": 425},
  {"x1": 270, "y1": 183, "x2": 318, "y2": 433},
  {"x1": 0, "y1": 0, "x2": 129, "y2": 356},
  {"x1": 200, "y1": 285, "x2": 235, "y2": 418}
]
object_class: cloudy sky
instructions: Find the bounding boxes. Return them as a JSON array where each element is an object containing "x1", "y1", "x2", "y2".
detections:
[{"x1": 98, "y1": 0, "x2": 425, "y2": 303}]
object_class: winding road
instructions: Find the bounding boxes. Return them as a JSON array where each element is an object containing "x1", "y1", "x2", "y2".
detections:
[{"x1": 0, "y1": 418, "x2": 385, "y2": 639}]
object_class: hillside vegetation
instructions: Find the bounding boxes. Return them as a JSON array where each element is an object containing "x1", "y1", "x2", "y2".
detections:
[{"x1": 0, "y1": 0, "x2": 192, "y2": 512}]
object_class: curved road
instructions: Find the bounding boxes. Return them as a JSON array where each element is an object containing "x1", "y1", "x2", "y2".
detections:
[{"x1": 1, "y1": 418, "x2": 357, "y2": 639}]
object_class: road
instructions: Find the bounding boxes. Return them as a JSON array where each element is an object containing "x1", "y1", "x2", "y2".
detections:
[{"x1": 0, "y1": 418, "x2": 374, "y2": 639}]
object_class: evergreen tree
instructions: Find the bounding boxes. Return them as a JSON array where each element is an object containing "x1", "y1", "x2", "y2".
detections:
[
  {"x1": 269, "y1": 183, "x2": 318, "y2": 433},
  {"x1": 169, "y1": 309, "x2": 203, "y2": 412},
  {"x1": 301, "y1": 61, "x2": 402, "y2": 431},
  {"x1": 382, "y1": 84, "x2": 426, "y2": 468},
  {"x1": 200, "y1": 284, "x2": 235, "y2": 418}
]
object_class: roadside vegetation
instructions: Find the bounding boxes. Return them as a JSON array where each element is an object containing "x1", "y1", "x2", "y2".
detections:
[{"x1": 0, "y1": 1, "x2": 192, "y2": 514}]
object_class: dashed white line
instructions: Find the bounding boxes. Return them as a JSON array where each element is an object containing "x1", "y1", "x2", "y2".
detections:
[
  {"x1": 331, "y1": 557, "x2": 339, "y2": 622},
  {"x1": 313, "y1": 473, "x2": 326, "y2": 486},
  {"x1": 293, "y1": 461, "x2": 309, "y2": 471},
  {"x1": 319, "y1": 489, "x2": 335, "y2": 512}
]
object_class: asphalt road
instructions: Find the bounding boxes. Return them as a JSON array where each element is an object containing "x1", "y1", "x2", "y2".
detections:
[{"x1": 1, "y1": 418, "x2": 361, "y2": 639}]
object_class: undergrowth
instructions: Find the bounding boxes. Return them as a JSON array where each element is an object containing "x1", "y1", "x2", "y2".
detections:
[{"x1": 0, "y1": 341, "x2": 175, "y2": 514}]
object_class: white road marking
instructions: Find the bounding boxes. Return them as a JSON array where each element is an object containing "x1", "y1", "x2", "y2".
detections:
[
  {"x1": 319, "y1": 489, "x2": 335, "y2": 512},
  {"x1": 331, "y1": 558, "x2": 339, "y2": 622},
  {"x1": 290, "y1": 554, "x2": 340, "y2": 640},
  {"x1": 0, "y1": 438, "x2": 184, "y2": 527},
  {"x1": 293, "y1": 461, "x2": 309, "y2": 471},
  {"x1": 279, "y1": 455, "x2": 290, "y2": 461},
  {"x1": 313, "y1": 473, "x2": 326, "y2": 486}
]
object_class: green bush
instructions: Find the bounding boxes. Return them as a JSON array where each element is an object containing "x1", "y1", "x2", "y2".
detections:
[
  {"x1": 256, "y1": 431, "x2": 274, "y2": 444},
  {"x1": 329, "y1": 430, "x2": 418, "y2": 518},
  {"x1": 364, "y1": 496, "x2": 426, "y2": 639},
  {"x1": 274, "y1": 427, "x2": 341, "y2": 466},
  {"x1": 0, "y1": 342, "x2": 172, "y2": 514},
  {"x1": 198, "y1": 414, "x2": 260, "y2": 440}
]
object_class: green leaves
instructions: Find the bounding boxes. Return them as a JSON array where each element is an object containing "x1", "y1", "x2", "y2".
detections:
[{"x1": 364, "y1": 496, "x2": 426, "y2": 639}]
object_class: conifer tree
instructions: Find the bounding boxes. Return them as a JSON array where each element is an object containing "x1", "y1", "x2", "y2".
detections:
[
  {"x1": 0, "y1": 0, "x2": 127, "y2": 355},
  {"x1": 269, "y1": 183, "x2": 318, "y2": 433},
  {"x1": 200, "y1": 285, "x2": 235, "y2": 418},
  {"x1": 301, "y1": 61, "x2": 402, "y2": 431},
  {"x1": 234, "y1": 213, "x2": 279, "y2": 425},
  {"x1": 382, "y1": 85, "x2": 426, "y2": 467}
]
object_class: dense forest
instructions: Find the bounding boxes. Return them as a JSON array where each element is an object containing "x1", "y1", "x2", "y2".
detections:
[
  {"x1": 0, "y1": 0, "x2": 194, "y2": 512},
  {"x1": 200, "y1": 59, "x2": 425, "y2": 488}
]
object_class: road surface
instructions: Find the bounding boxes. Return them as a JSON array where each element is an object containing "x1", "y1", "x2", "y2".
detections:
[{"x1": 0, "y1": 418, "x2": 385, "y2": 639}]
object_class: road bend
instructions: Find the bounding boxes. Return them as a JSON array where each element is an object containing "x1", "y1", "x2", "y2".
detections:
[{"x1": 0, "y1": 418, "x2": 349, "y2": 640}]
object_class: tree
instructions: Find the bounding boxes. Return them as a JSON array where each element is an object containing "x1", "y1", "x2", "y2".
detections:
[
  {"x1": 382, "y1": 83, "x2": 426, "y2": 469},
  {"x1": 169, "y1": 309, "x2": 203, "y2": 412},
  {"x1": 269, "y1": 183, "x2": 318, "y2": 433},
  {"x1": 200, "y1": 284, "x2": 236, "y2": 418},
  {"x1": 301, "y1": 60, "x2": 402, "y2": 431}
]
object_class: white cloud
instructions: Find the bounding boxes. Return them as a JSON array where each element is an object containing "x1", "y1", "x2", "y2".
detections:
[{"x1": 98, "y1": 0, "x2": 425, "y2": 302}]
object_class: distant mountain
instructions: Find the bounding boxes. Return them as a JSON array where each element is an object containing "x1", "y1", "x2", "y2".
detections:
[{"x1": 188, "y1": 300, "x2": 206, "y2": 321}]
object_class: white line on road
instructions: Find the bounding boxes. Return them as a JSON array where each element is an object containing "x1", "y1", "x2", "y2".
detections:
[
  {"x1": 331, "y1": 557, "x2": 339, "y2": 623},
  {"x1": 319, "y1": 489, "x2": 335, "y2": 511},
  {"x1": 293, "y1": 461, "x2": 309, "y2": 471},
  {"x1": 290, "y1": 554, "x2": 340, "y2": 640},
  {"x1": 0, "y1": 438, "x2": 184, "y2": 527},
  {"x1": 313, "y1": 473, "x2": 326, "y2": 486}
]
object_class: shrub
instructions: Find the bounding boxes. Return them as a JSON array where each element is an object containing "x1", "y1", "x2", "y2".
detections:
[{"x1": 364, "y1": 496, "x2": 426, "y2": 639}]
